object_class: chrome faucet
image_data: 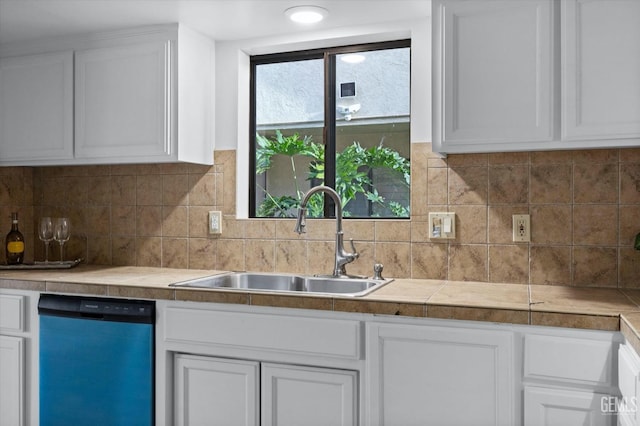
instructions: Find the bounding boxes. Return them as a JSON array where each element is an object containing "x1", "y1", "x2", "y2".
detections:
[{"x1": 294, "y1": 185, "x2": 359, "y2": 277}]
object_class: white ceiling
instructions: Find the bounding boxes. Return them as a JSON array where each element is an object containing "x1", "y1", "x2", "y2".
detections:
[{"x1": 0, "y1": 0, "x2": 431, "y2": 45}]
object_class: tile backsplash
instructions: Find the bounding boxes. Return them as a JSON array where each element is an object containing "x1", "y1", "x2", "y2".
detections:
[{"x1": 1, "y1": 144, "x2": 639, "y2": 288}]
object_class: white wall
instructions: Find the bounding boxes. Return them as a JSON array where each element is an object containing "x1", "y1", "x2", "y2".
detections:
[{"x1": 213, "y1": 18, "x2": 431, "y2": 217}]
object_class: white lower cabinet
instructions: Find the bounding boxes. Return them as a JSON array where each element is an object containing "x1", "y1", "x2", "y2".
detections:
[
  {"x1": 173, "y1": 354, "x2": 357, "y2": 426},
  {"x1": 0, "y1": 335, "x2": 24, "y2": 426},
  {"x1": 261, "y1": 363, "x2": 357, "y2": 426},
  {"x1": 523, "y1": 329, "x2": 621, "y2": 426},
  {"x1": 158, "y1": 301, "x2": 626, "y2": 426},
  {"x1": 366, "y1": 321, "x2": 515, "y2": 426},
  {"x1": 159, "y1": 302, "x2": 363, "y2": 426},
  {"x1": 618, "y1": 344, "x2": 640, "y2": 426},
  {"x1": 174, "y1": 355, "x2": 259, "y2": 426},
  {"x1": 0, "y1": 289, "x2": 38, "y2": 426},
  {"x1": 524, "y1": 386, "x2": 612, "y2": 426}
]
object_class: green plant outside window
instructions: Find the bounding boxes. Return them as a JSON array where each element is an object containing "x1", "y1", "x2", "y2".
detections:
[{"x1": 256, "y1": 130, "x2": 410, "y2": 218}]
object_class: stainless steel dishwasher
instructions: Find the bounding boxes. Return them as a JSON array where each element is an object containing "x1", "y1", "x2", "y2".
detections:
[{"x1": 38, "y1": 294, "x2": 155, "y2": 426}]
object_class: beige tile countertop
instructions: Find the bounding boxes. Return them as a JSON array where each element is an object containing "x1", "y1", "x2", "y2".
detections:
[{"x1": 1, "y1": 265, "x2": 640, "y2": 349}]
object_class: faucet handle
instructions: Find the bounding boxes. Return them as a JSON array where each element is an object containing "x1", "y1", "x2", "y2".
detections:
[
  {"x1": 349, "y1": 239, "x2": 359, "y2": 259},
  {"x1": 373, "y1": 263, "x2": 384, "y2": 280}
]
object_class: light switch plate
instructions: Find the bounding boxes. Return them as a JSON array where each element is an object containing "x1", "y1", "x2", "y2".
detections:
[
  {"x1": 429, "y1": 212, "x2": 456, "y2": 240},
  {"x1": 209, "y1": 211, "x2": 222, "y2": 234}
]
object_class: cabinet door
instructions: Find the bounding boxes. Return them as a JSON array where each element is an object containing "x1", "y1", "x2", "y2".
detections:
[
  {"x1": 0, "y1": 335, "x2": 24, "y2": 426},
  {"x1": 0, "y1": 51, "x2": 73, "y2": 162},
  {"x1": 367, "y1": 322, "x2": 514, "y2": 426},
  {"x1": 562, "y1": 0, "x2": 640, "y2": 141},
  {"x1": 524, "y1": 386, "x2": 613, "y2": 426},
  {"x1": 618, "y1": 344, "x2": 640, "y2": 426},
  {"x1": 174, "y1": 354, "x2": 259, "y2": 426},
  {"x1": 75, "y1": 41, "x2": 172, "y2": 161},
  {"x1": 433, "y1": 0, "x2": 554, "y2": 152},
  {"x1": 261, "y1": 363, "x2": 357, "y2": 426}
]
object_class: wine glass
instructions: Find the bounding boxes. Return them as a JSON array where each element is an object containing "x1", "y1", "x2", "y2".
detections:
[
  {"x1": 53, "y1": 218, "x2": 70, "y2": 263},
  {"x1": 38, "y1": 217, "x2": 54, "y2": 263}
]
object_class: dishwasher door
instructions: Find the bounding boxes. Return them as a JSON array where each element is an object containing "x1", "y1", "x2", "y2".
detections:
[{"x1": 39, "y1": 294, "x2": 155, "y2": 426}]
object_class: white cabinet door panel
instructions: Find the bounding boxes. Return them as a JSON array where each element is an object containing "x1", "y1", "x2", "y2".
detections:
[
  {"x1": 367, "y1": 322, "x2": 514, "y2": 426},
  {"x1": 434, "y1": 0, "x2": 553, "y2": 150},
  {"x1": 524, "y1": 386, "x2": 613, "y2": 426},
  {"x1": 0, "y1": 335, "x2": 24, "y2": 426},
  {"x1": 261, "y1": 363, "x2": 357, "y2": 426},
  {"x1": 174, "y1": 354, "x2": 259, "y2": 426},
  {"x1": 562, "y1": 0, "x2": 640, "y2": 140},
  {"x1": 173, "y1": 354, "x2": 357, "y2": 426},
  {"x1": 618, "y1": 344, "x2": 640, "y2": 426},
  {"x1": 0, "y1": 51, "x2": 73, "y2": 162},
  {"x1": 75, "y1": 41, "x2": 171, "y2": 160}
]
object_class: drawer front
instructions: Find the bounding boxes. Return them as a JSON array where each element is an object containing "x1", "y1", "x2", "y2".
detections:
[
  {"x1": 164, "y1": 307, "x2": 362, "y2": 360},
  {"x1": 0, "y1": 295, "x2": 24, "y2": 333},
  {"x1": 524, "y1": 334, "x2": 614, "y2": 386}
]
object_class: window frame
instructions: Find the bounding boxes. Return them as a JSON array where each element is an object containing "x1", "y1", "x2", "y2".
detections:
[{"x1": 249, "y1": 39, "x2": 411, "y2": 218}]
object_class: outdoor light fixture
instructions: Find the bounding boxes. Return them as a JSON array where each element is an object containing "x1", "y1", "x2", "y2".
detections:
[
  {"x1": 285, "y1": 5, "x2": 329, "y2": 24},
  {"x1": 340, "y1": 54, "x2": 366, "y2": 64}
]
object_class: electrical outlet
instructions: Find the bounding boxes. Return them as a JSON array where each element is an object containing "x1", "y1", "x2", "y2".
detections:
[
  {"x1": 512, "y1": 214, "x2": 530, "y2": 242},
  {"x1": 208, "y1": 211, "x2": 222, "y2": 234}
]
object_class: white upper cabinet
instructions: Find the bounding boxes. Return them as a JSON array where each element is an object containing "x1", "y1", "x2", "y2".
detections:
[
  {"x1": 0, "y1": 24, "x2": 214, "y2": 166},
  {"x1": 75, "y1": 41, "x2": 171, "y2": 161},
  {"x1": 75, "y1": 25, "x2": 214, "y2": 165},
  {"x1": 0, "y1": 51, "x2": 73, "y2": 163},
  {"x1": 432, "y1": 0, "x2": 554, "y2": 152},
  {"x1": 562, "y1": 0, "x2": 640, "y2": 141},
  {"x1": 433, "y1": 0, "x2": 640, "y2": 154}
]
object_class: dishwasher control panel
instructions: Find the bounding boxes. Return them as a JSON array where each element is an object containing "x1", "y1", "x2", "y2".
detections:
[
  {"x1": 80, "y1": 299, "x2": 152, "y2": 316},
  {"x1": 39, "y1": 294, "x2": 155, "y2": 324}
]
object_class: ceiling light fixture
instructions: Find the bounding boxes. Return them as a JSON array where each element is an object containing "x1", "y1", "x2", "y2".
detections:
[{"x1": 285, "y1": 5, "x2": 329, "y2": 24}]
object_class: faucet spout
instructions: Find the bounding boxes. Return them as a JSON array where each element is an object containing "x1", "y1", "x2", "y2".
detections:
[
  {"x1": 294, "y1": 208, "x2": 306, "y2": 234},
  {"x1": 294, "y1": 185, "x2": 359, "y2": 277}
]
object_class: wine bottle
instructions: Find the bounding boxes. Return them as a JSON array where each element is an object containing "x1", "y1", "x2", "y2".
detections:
[{"x1": 6, "y1": 212, "x2": 24, "y2": 265}]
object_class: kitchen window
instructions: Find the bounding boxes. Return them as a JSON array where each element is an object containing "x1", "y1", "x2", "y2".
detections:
[{"x1": 249, "y1": 40, "x2": 411, "y2": 219}]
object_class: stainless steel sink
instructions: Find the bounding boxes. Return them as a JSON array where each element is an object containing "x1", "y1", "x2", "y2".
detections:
[{"x1": 170, "y1": 272, "x2": 392, "y2": 297}]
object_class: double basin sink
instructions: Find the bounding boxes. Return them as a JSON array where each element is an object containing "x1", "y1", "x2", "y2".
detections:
[{"x1": 171, "y1": 272, "x2": 393, "y2": 297}]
